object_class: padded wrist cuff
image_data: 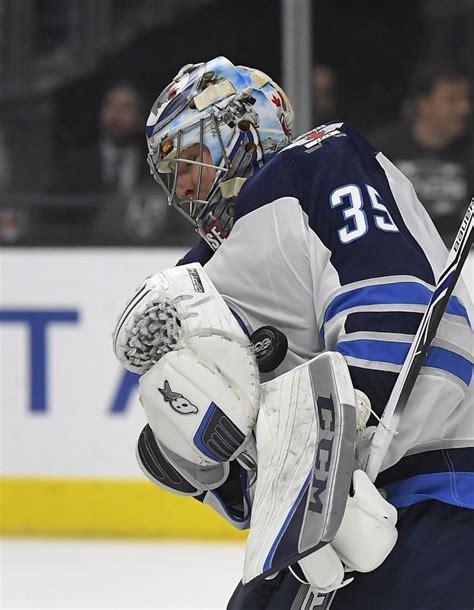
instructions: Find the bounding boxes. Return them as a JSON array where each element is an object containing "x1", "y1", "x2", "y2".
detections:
[{"x1": 136, "y1": 424, "x2": 229, "y2": 496}]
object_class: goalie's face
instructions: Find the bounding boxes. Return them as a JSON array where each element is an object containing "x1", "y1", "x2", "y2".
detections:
[
  {"x1": 173, "y1": 143, "x2": 217, "y2": 202},
  {"x1": 153, "y1": 134, "x2": 237, "y2": 249}
]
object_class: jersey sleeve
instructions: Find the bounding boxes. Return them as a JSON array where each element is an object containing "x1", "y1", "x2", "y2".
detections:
[
  {"x1": 176, "y1": 238, "x2": 214, "y2": 267},
  {"x1": 302, "y1": 140, "x2": 472, "y2": 419}
]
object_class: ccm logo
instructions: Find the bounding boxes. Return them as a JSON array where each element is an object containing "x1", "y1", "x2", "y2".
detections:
[{"x1": 308, "y1": 395, "x2": 335, "y2": 514}]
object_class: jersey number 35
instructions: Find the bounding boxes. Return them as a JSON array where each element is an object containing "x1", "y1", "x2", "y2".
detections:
[{"x1": 330, "y1": 184, "x2": 399, "y2": 244}]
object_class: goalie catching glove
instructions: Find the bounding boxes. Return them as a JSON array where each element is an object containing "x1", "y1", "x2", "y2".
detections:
[{"x1": 112, "y1": 263, "x2": 261, "y2": 467}]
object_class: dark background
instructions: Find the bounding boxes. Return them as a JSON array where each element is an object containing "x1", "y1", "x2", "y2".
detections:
[{"x1": 0, "y1": 0, "x2": 472, "y2": 244}]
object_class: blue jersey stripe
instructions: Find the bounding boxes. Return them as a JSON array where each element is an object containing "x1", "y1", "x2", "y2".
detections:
[
  {"x1": 376, "y1": 447, "x2": 474, "y2": 487},
  {"x1": 383, "y1": 472, "x2": 474, "y2": 509},
  {"x1": 345, "y1": 311, "x2": 423, "y2": 336},
  {"x1": 324, "y1": 282, "x2": 470, "y2": 326},
  {"x1": 337, "y1": 339, "x2": 472, "y2": 385}
]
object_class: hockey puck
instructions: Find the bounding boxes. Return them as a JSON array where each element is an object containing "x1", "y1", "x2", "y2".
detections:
[{"x1": 250, "y1": 325, "x2": 288, "y2": 373}]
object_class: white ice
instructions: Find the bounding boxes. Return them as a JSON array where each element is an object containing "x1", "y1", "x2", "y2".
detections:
[{"x1": 0, "y1": 538, "x2": 245, "y2": 609}]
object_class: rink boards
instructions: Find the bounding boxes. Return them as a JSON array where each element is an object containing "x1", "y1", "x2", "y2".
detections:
[
  {"x1": 0, "y1": 247, "x2": 245, "y2": 540},
  {"x1": 1, "y1": 247, "x2": 472, "y2": 539}
]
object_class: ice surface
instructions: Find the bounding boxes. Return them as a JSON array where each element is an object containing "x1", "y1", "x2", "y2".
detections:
[{"x1": 0, "y1": 538, "x2": 245, "y2": 609}]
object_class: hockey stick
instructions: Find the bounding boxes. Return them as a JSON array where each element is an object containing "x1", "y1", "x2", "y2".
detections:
[{"x1": 363, "y1": 197, "x2": 474, "y2": 482}]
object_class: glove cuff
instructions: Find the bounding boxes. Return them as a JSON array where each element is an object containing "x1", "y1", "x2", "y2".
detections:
[{"x1": 136, "y1": 424, "x2": 229, "y2": 496}]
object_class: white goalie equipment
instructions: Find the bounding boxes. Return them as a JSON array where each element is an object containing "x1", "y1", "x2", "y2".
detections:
[
  {"x1": 113, "y1": 264, "x2": 398, "y2": 594},
  {"x1": 112, "y1": 263, "x2": 261, "y2": 468},
  {"x1": 244, "y1": 352, "x2": 398, "y2": 592}
]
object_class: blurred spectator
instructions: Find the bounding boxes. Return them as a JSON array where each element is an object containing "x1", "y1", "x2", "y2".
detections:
[
  {"x1": 370, "y1": 61, "x2": 473, "y2": 245},
  {"x1": 312, "y1": 64, "x2": 340, "y2": 125},
  {"x1": 52, "y1": 77, "x2": 147, "y2": 195},
  {"x1": 48, "y1": 77, "x2": 187, "y2": 244}
]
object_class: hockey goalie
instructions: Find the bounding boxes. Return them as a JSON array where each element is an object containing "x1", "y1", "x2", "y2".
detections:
[
  {"x1": 113, "y1": 263, "x2": 398, "y2": 598},
  {"x1": 112, "y1": 56, "x2": 474, "y2": 610}
]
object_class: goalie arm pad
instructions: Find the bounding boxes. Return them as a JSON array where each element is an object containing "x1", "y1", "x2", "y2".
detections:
[{"x1": 136, "y1": 425, "x2": 253, "y2": 529}]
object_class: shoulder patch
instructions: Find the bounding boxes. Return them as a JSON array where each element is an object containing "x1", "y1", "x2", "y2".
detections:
[{"x1": 284, "y1": 122, "x2": 346, "y2": 153}]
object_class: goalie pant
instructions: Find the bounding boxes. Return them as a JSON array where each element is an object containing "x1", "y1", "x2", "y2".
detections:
[{"x1": 228, "y1": 499, "x2": 474, "y2": 610}]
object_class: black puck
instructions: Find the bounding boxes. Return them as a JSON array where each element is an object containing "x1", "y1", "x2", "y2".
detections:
[{"x1": 250, "y1": 326, "x2": 288, "y2": 373}]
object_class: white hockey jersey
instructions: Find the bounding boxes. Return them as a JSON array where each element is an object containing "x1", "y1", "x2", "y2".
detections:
[{"x1": 179, "y1": 123, "x2": 474, "y2": 510}]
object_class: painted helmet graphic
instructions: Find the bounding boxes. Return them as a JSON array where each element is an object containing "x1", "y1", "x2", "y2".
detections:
[{"x1": 146, "y1": 56, "x2": 294, "y2": 250}]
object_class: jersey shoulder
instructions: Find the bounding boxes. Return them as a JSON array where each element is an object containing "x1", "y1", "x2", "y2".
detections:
[
  {"x1": 237, "y1": 121, "x2": 437, "y2": 286},
  {"x1": 282, "y1": 121, "x2": 377, "y2": 165},
  {"x1": 235, "y1": 122, "x2": 378, "y2": 221}
]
